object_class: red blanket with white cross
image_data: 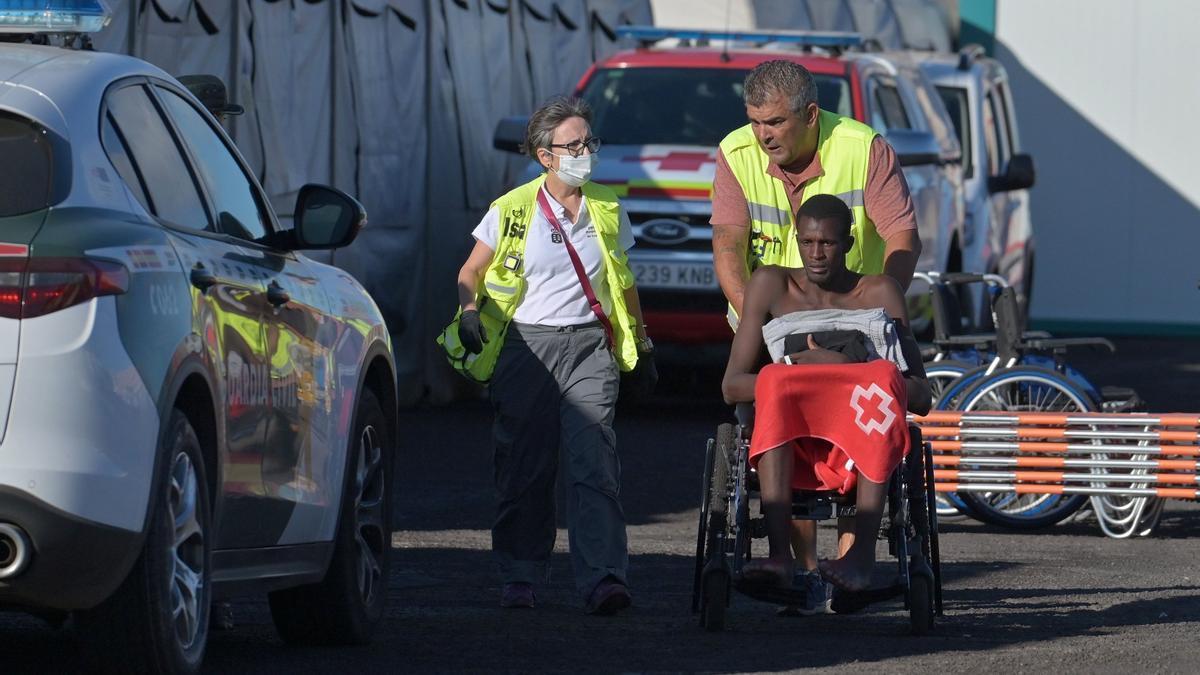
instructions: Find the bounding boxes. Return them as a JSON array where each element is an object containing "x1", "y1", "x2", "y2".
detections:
[{"x1": 748, "y1": 361, "x2": 910, "y2": 493}]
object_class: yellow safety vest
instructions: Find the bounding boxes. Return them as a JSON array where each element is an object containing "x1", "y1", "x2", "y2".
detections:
[
  {"x1": 719, "y1": 109, "x2": 881, "y2": 322},
  {"x1": 438, "y1": 175, "x2": 640, "y2": 382}
]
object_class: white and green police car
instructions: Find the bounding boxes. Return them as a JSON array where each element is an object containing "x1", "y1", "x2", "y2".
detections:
[{"x1": 0, "y1": 3, "x2": 397, "y2": 672}]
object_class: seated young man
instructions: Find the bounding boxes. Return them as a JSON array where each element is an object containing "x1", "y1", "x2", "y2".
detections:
[{"x1": 721, "y1": 194, "x2": 932, "y2": 594}]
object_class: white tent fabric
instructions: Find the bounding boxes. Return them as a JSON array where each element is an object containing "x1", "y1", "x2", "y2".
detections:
[
  {"x1": 890, "y1": 0, "x2": 952, "y2": 51},
  {"x1": 250, "y1": 0, "x2": 357, "y2": 210},
  {"x1": 847, "y1": 0, "x2": 904, "y2": 50},
  {"x1": 752, "y1": 0, "x2": 812, "y2": 29},
  {"x1": 345, "y1": 0, "x2": 428, "y2": 227},
  {"x1": 590, "y1": 0, "x2": 654, "y2": 62},
  {"x1": 804, "y1": 0, "x2": 855, "y2": 32},
  {"x1": 90, "y1": 0, "x2": 134, "y2": 53}
]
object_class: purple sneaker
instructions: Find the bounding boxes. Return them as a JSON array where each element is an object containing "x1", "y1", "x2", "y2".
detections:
[
  {"x1": 500, "y1": 582, "x2": 535, "y2": 609},
  {"x1": 586, "y1": 579, "x2": 631, "y2": 616}
]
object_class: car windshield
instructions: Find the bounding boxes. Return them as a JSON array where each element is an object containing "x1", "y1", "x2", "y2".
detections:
[
  {"x1": 580, "y1": 67, "x2": 852, "y2": 147},
  {"x1": 0, "y1": 112, "x2": 56, "y2": 217}
]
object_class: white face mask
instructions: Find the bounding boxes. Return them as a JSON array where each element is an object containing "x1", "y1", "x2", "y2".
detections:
[{"x1": 548, "y1": 152, "x2": 596, "y2": 187}]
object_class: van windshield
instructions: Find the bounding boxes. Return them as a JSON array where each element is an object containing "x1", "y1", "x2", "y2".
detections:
[{"x1": 580, "y1": 67, "x2": 852, "y2": 147}]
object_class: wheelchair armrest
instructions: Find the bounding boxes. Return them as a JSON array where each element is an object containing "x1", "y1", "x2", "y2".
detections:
[
  {"x1": 1021, "y1": 336, "x2": 1116, "y2": 353},
  {"x1": 734, "y1": 402, "x2": 755, "y2": 429}
]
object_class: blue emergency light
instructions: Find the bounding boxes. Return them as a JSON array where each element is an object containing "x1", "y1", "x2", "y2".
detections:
[
  {"x1": 0, "y1": 0, "x2": 111, "y2": 33},
  {"x1": 616, "y1": 25, "x2": 863, "y2": 49}
]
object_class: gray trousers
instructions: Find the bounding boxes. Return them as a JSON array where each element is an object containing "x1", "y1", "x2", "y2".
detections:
[{"x1": 489, "y1": 321, "x2": 629, "y2": 601}]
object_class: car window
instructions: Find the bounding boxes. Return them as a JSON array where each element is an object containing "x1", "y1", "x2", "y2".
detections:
[
  {"x1": 981, "y1": 92, "x2": 1001, "y2": 176},
  {"x1": 986, "y1": 89, "x2": 1011, "y2": 167},
  {"x1": 100, "y1": 112, "x2": 152, "y2": 215},
  {"x1": 0, "y1": 112, "x2": 55, "y2": 217},
  {"x1": 935, "y1": 85, "x2": 972, "y2": 179},
  {"x1": 155, "y1": 85, "x2": 271, "y2": 241},
  {"x1": 579, "y1": 67, "x2": 852, "y2": 146},
  {"x1": 993, "y1": 81, "x2": 1019, "y2": 153},
  {"x1": 104, "y1": 84, "x2": 209, "y2": 230},
  {"x1": 870, "y1": 80, "x2": 911, "y2": 131}
]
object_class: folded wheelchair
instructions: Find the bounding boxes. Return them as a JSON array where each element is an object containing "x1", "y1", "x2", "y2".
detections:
[{"x1": 691, "y1": 404, "x2": 943, "y2": 633}]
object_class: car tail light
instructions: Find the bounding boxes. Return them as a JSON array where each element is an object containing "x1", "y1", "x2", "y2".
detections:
[{"x1": 0, "y1": 257, "x2": 129, "y2": 319}]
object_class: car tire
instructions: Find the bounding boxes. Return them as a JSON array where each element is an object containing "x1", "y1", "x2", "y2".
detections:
[
  {"x1": 76, "y1": 409, "x2": 212, "y2": 674},
  {"x1": 268, "y1": 388, "x2": 392, "y2": 645}
]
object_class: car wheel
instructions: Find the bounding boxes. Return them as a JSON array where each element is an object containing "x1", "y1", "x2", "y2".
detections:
[
  {"x1": 269, "y1": 389, "x2": 392, "y2": 645},
  {"x1": 76, "y1": 409, "x2": 212, "y2": 674}
]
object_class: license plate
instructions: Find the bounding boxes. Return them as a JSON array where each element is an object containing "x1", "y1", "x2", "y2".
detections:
[{"x1": 632, "y1": 261, "x2": 717, "y2": 290}]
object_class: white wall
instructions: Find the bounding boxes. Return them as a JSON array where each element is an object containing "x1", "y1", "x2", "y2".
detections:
[{"x1": 995, "y1": 1, "x2": 1200, "y2": 330}]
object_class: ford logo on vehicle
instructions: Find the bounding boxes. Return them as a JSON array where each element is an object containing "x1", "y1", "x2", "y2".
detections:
[{"x1": 640, "y1": 219, "x2": 690, "y2": 246}]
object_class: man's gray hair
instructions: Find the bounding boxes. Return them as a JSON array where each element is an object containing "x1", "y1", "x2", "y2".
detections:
[
  {"x1": 743, "y1": 60, "x2": 818, "y2": 114},
  {"x1": 523, "y1": 95, "x2": 592, "y2": 159}
]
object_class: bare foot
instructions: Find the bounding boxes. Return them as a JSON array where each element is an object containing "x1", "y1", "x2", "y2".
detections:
[
  {"x1": 818, "y1": 556, "x2": 875, "y2": 593},
  {"x1": 742, "y1": 556, "x2": 793, "y2": 588}
]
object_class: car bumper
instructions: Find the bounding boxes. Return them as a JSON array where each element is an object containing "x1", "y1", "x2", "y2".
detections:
[{"x1": 0, "y1": 486, "x2": 142, "y2": 610}]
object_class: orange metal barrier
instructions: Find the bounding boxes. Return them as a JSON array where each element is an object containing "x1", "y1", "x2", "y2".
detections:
[{"x1": 911, "y1": 410, "x2": 1200, "y2": 535}]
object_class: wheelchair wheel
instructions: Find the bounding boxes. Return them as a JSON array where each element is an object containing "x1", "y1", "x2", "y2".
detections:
[
  {"x1": 701, "y1": 567, "x2": 729, "y2": 632},
  {"x1": 924, "y1": 361, "x2": 974, "y2": 523},
  {"x1": 698, "y1": 424, "x2": 734, "y2": 630},
  {"x1": 953, "y1": 365, "x2": 1095, "y2": 529},
  {"x1": 691, "y1": 440, "x2": 716, "y2": 614},
  {"x1": 907, "y1": 574, "x2": 934, "y2": 635}
]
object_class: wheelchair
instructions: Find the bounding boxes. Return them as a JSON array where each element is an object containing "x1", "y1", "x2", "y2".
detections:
[
  {"x1": 691, "y1": 403, "x2": 943, "y2": 634},
  {"x1": 915, "y1": 271, "x2": 1145, "y2": 529}
]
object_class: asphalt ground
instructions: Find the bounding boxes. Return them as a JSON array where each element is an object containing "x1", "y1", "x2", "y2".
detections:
[{"x1": 1, "y1": 337, "x2": 1198, "y2": 673}]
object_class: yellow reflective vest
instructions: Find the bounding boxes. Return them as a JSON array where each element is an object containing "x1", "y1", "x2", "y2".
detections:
[
  {"x1": 438, "y1": 175, "x2": 640, "y2": 382},
  {"x1": 719, "y1": 110, "x2": 881, "y2": 321}
]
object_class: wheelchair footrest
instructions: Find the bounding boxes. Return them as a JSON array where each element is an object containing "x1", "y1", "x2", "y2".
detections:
[
  {"x1": 733, "y1": 578, "x2": 815, "y2": 606},
  {"x1": 829, "y1": 580, "x2": 906, "y2": 614}
]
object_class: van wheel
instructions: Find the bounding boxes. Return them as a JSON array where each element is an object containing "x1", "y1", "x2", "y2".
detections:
[
  {"x1": 269, "y1": 389, "x2": 392, "y2": 645},
  {"x1": 76, "y1": 409, "x2": 212, "y2": 674}
]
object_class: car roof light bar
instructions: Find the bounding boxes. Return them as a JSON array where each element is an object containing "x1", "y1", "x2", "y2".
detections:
[
  {"x1": 0, "y1": 0, "x2": 111, "y2": 34},
  {"x1": 616, "y1": 25, "x2": 863, "y2": 49}
]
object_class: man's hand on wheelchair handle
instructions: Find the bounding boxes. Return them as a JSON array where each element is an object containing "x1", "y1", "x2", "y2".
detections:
[{"x1": 458, "y1": 309, "x2": 487, "y2": 354}]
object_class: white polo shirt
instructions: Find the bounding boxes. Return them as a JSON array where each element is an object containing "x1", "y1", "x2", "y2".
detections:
[{"x1": 472, "y1": 188, "x2": 634, "y2": 326}]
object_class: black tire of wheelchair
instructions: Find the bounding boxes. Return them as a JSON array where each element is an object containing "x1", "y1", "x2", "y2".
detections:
[
  {"x1": 923, "y1": 441, "x2": 945, "y2": 616},
  {"x1": 711, "y1": 424, "x2": 735, "y2": 517},
  {"x1": 952, "y1": 365, "x2": 1095, "y2": 529},
  {"x1": 701, "y1": 570, "x2": 730, "y2": 632},
  {"x1": 692, "y1": 441, "x2": 716, "y2": 614},
  {"x1": 905, "y1": 435, "x2": 931, "y2": 565},
  {"x1": 908, "y1": 573, "x2": 934, "y2": 635}
]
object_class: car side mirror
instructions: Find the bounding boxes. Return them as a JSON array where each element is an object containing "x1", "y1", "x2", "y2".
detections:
[
  {"x1": 493, "y1": 116, "x2": 529, "y2": 154},
  {"x1": 989, "y1": 152, "x2": 1036, "y2": 192},
  {"x1": 886, "y1": 129, "x2": 943, "y2": 167},
  {"x1": 290, "y1": 184, "x2": 366, "y2": 250}
]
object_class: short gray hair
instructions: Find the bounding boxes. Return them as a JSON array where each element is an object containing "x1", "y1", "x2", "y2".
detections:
[
  {"x1": 743, "y1": 60, "x2": 818, "y2": 114},
  {"x1": 523, "y1": 95, "x2": 592, "y2": 160}
]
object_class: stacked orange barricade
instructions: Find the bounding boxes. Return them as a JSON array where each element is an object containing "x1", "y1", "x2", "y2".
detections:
[{"x1": 912, "y1": 411, "x2": 1200, "y2": 536}]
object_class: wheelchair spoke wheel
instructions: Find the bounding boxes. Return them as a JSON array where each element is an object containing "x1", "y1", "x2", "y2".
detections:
[
  {"x1": 908, "y1": 574, "x2": 934, "y2": 635},
  {"x1": 953, "y1": 366, "x2": 1094, "y2": 529},
  {"x1": 698, "y1": 424, "x2": 734, "y2": 626}
]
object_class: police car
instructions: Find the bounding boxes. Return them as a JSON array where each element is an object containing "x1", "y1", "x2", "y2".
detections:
[
  {"x1": 0, "y1": 3, "x2": 397, "y2": 671},
  {"x1": 495, "y1": 27, "x2": 965, "y2": 356}
]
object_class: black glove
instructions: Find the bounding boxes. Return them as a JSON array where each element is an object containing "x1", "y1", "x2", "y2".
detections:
[
  {"x1": 631, "y1": 348, "x2": 658, "y2": 396},
  {"x1": 458, "y1": 309, "x2": 488, "y2": 355}
]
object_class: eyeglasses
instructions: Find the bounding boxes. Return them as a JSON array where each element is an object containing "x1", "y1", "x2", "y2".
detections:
[{"x1": 548, "y1": 137, "x2": 602, "y2": 157}]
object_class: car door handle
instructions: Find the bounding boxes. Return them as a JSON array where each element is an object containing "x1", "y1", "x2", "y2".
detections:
[
  {"x1": 190, "y1": 263, "x2": 216, "y2": 292},
  {"x1": 267, "y1": 282, "x2": 290, "y2": 307}
]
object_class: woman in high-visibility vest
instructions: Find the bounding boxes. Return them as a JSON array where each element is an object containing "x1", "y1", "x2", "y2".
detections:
[{"x1": 443, "y1": 96, "x2": 655, "y2": 615}]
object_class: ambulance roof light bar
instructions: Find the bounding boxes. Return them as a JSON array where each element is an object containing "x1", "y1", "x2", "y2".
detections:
[
  {"x1": 615, "y1": 25, "x2": 863, "y2": 50},
  {"x1": 0, "y1": 0, "x2": 112, "y2": 34}
]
